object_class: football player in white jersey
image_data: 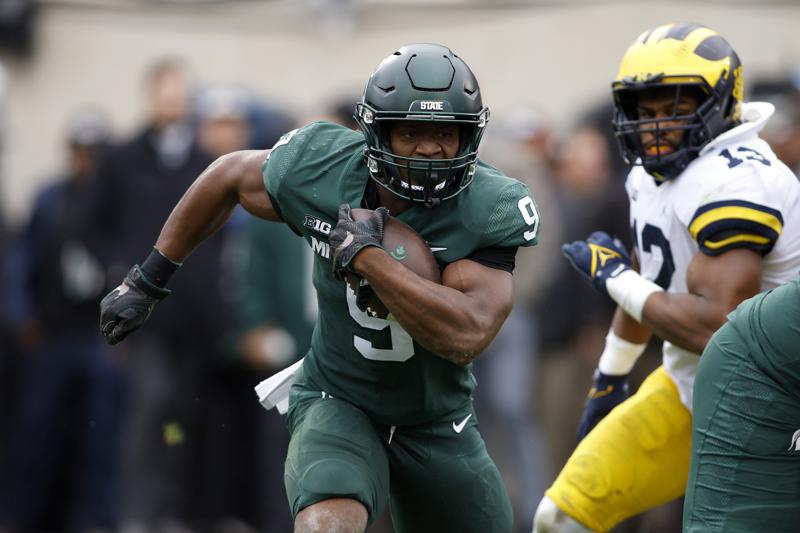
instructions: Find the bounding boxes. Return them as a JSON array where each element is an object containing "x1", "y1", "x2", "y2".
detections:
[{"x1": 533, "y1": 22, "x2": 800, "y2": 532}]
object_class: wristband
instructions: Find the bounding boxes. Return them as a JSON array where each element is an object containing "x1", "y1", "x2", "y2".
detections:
[
  {"x1": 140, "y1": 247, "x2": 182, "y2": 288},
  {"x1": 127, "y1": 265, "x2": 171, "y2": 299},
  {"x1": 605, "y1": 269, "x2": 663, "y2": 322},
  {"x1": 597, "y1": 330, "x2": 648, "y2": 375}
]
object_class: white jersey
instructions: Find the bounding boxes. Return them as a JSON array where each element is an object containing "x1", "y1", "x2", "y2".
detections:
[{"x1": 626, "y1": 102, "x2": 800, "y2": 410}]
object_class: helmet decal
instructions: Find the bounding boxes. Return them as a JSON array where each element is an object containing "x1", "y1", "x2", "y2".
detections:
[
  {"x1": 731, "y1": 64, "x2": 744, "y2": 123},
  {"x1": 406, "y1": 53, "x2": 455, "y2": 90}
]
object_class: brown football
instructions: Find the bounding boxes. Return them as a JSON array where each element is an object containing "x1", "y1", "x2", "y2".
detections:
[{"x1": 346, "y1": 208, "x2": 442, "y2": 319}]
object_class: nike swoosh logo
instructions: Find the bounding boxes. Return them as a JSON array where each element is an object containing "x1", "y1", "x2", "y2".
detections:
[
  {"x1": 588, "y1": 385, "x2": 614, "y2": 400},
  {"x1": 452, "y1": 413, "x2": 472, "y2": 434},
  {"x1": 341, "y1": 232, "x2": 354, "y2": 249},
  {"x1": 429, "y1": 247, "x2": 447, "y2": 253}
]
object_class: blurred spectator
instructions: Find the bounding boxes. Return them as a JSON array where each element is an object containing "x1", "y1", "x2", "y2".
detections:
[
  {"x1": 181, "y1": 84, "x2": 305, "y2": 531},
  {"x1": 534, "y1": 111, "x2": 633, "y2": 470},
  {"x1": 0, "y1": 108, "x2": 126, "y2": 533},
  {"x1": 0, "y1": 0, "x2": 35, "y2": 57},
  {"x1": 246, "y1": 97, "x2": 297, "y2": 151},
  {"x1": 195, "y1": 82, "x2": 295, "y2": 154},
  {"x1": 90, "y1": 58, "x2": 230, "y2": 532},
  {"x1": 315, "y1": 96, "x2": 360, "y2": 130},
  {"x1": 482, "y1": 109, "x2": 562, "y2": 297},
  {"x1": 220, "y1": 216, "x2": 315, "y2": 533},
  {"x1": 0, "y1": 208, "x2": 17, "y2": 500},
  {"x1": 195, "y1": 85, "x2": 252, "y2": 158},
  {"x1": 0, "y1": 60, "x2": 11, "y2": 490},
  {"x1": 750, "y1": 75, "x2": 800, "y2": 175}
]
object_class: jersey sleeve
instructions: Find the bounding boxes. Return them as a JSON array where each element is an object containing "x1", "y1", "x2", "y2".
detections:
[
  {"x1": 681, "y1": 141, "x2": 787, "y2": 256},
  {"x1": 261, "y1": 122, "x2": 359, "y2": 236},
  {"x1": 262, "y1": 126, "x2": 305, "y2": 224},
  {"x1": 688, "y1": 199, "x2": 784, "y2": 256},
  {"x1": 483, "y1": 180, "x2": 541, "y2": 249}
]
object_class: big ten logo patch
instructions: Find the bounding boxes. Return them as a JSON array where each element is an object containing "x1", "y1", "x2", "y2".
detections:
[{"x1": 304, "y1": 215, "x2": 332, "y2": 235}]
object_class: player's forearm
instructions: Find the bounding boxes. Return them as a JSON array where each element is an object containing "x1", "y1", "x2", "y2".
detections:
[
  {"x1": 156, "y1": 150, "x2": 276, "y2": 261},
  {"x1": 640, "y1": 291, "x2": 728, "y2": 354},
  {"x1": 155, "y1": 156, "x2": 240, "y2": 261},
  {"x1": 610, "y1": 306, "x2": 652, "y2": 344},
  {"x1": 355, "y1": 249, "x2": 503, "y2": 365}
]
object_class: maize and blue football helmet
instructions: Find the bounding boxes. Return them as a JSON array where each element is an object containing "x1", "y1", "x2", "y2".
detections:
[{"x1": 612, "y1": 23, "x2": 743, "y2": 182}]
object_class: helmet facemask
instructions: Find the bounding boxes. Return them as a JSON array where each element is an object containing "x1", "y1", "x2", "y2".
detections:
[
  {"x1": 613, "y1": 82, "x2": 722, "y2": 182},
  {"x1": 356, "y1": 103, "x2": 489, "y2": 206},
  {"x1": 611, "y1": 23, "x2": 744, "y2": 182},
  {"x1": 356, "y1": 43, "x2": 489, "y2": 207}
]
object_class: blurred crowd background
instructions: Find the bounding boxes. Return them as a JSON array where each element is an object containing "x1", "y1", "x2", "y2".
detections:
[{"x1": 0, "y1": 1, "x2": 799, "y2": 533}]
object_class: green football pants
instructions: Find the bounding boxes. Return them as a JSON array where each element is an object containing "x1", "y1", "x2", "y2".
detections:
[{"x1": 284, "y1": 387, "x2": 513, "y2": 533}]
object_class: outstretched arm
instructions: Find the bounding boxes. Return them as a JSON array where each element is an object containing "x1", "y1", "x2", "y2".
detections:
[
  {"x1": 100, "y1": 149, "x2": 281, "y2": 344},
  {"x1": 157, "y1": 149, "x2": 281, "y2": 261}
]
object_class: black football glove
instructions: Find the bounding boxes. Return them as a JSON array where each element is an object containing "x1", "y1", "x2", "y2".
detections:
[
  {"x1": 329, "y1": 204, "x2": 388, "y2": 280},
  {"x1": 99, "y1": 265, "x2": 170, "y2": 345},
  {"x1": 576, "y1": 370, "x2": 629, "y2": 441}
]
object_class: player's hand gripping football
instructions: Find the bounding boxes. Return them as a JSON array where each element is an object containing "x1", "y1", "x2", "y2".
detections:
[
  {"x1": 99, "y1": 265, "x2": 170, "y2": 345},
  {"x1": 576, "y1": 369, "x2": 629, "y2": 441},
  {"x1": 562, "y1": 231, "x2": 632, "y2": 296},
  {"x1": 329, "y1": 203, "x2": 388, "y2": 280}
]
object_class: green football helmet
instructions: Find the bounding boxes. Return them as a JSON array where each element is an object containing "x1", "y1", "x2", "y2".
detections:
[
  {"x1": 355, "y1": 43, "x2": 490, "y2": 206},
  {"x1": 612, "y1": 23, "x2": 743, "y2": 182}
]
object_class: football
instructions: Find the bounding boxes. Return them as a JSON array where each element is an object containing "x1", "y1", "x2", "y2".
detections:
[{"x1": 346, "y1": 208, "x2": 441, "y2": 319}]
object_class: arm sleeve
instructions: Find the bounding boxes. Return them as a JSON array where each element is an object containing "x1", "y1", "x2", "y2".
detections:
[
  {"x1": 465, "y1": 246, "x2": 518, "y2": 273},
  {"x1": 262, "y1": 127, "x2": 307, "y2": 236},
  {"x1": 688, "y1": 199, "x2": 783, "y2": 256}
]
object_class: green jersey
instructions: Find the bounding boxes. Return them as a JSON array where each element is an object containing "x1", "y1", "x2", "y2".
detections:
[
  {"x1": 263, "y1": 121, "x2": 539, "y2": 426},
  {"x1": 726, "y1": 275, "x2": 800, "y2": 392},
  {"x1": 685, "y1": 276, "x2": 800, "y2": 532}
]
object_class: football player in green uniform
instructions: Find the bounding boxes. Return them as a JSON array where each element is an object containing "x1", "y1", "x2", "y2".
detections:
[
  {"x1": 99, "y1": 43, "x2": 540, "y2": 533},
  {"x1": 684, "y1": 275, "x2": 800, "y2": 532}
]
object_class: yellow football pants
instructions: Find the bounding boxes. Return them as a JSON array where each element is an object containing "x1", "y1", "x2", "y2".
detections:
[{"x1": 545, "y1": 366, "x2": 692, "y2": 532}]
